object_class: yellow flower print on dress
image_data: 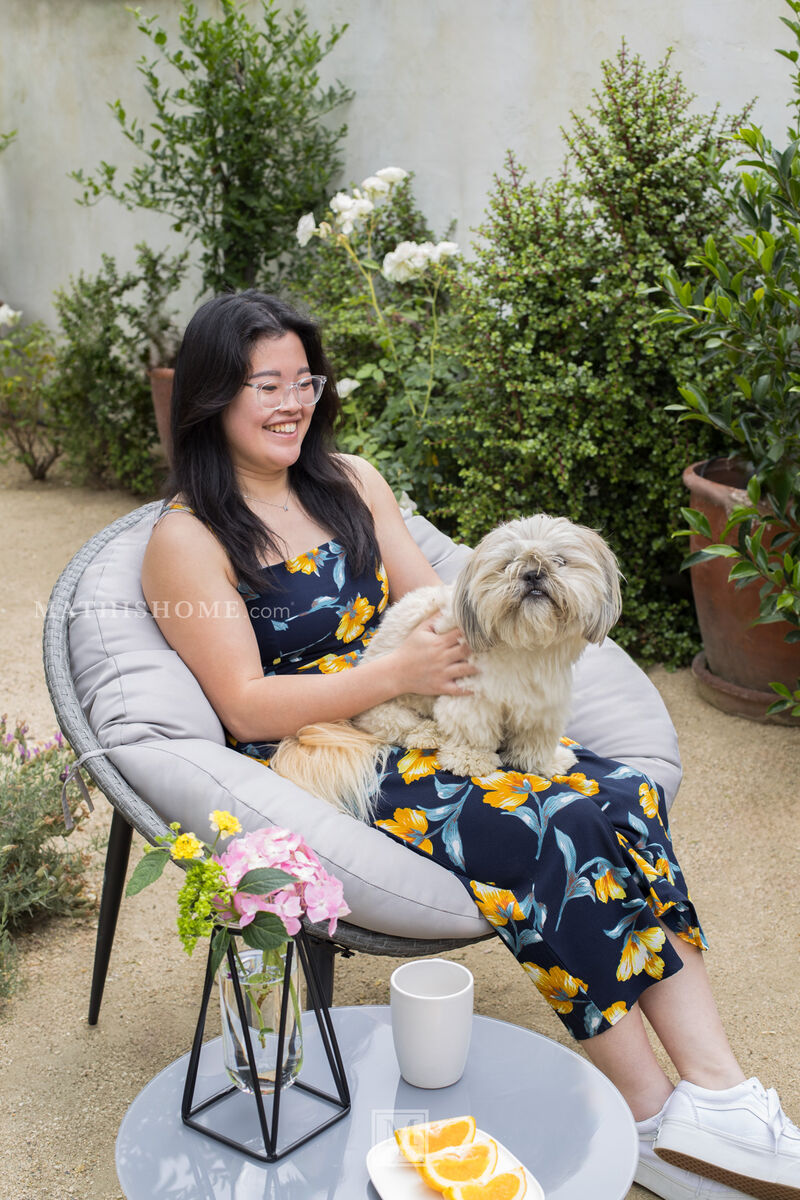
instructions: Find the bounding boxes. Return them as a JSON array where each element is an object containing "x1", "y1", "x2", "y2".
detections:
[
  {"x1": 375, "y1": 808, "x2": 433, "y2": 855},
  {"x1": 523, "y1": 964, "x2": 588, "y2": 1014},
  {"x1": 397, "y1": 748, "x2": 440, "y2": 783},
  {"x1": 551, "y1": 771, "x2": 599, "y2": 796},
  {"x1": 559, "y1": 736, "x2": 579, "y2": 747},
  {"x1": 617, "y1": 833, "x2": 661, "y2": 882},
  {"x1": 617, "y1": 925, "x2": 666, "y2": 981},
  {"x1": 647, "y1": 888, "x2": 675, "y2": 919},
  {"x1": 655, "y1": 856, "x2": 675, "y2": 883},
  {"x1": 469, "y1": 882, "x2": 525, "y2": 927},
  {"x1": 299, "y1": 650, "x2": 360, "y2": 673},
  {"x1": 595, "y1": 868, "x2": 627, "y2": 903},
  {"x1": 336, "y1": 595, "x2": 375, "y2": 643},
  {"x1": 473, "y1": 771, "x2": 551, "y2": 809},
  {"x1": 376, "y1": 564, "x2": 389, "y2": 613},
  {"x1": 285, "y1": 547, "x2": 326, "y2": 575},
  {"x1": 602, "y1": 1000, "x2": 628, "y2": 1025},
  {"x1": 678, "y1": 925, "x2": 707, "y2": 950},
  {"x1": 639, "y1": 780, "x2": 665, "y2": 827}
]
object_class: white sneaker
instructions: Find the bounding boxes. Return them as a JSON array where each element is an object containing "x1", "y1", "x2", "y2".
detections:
[
  {"x1": 654, "y1": 1078, "x2": 800, "y2": 1200},
  {"x1": 637, "y1": 1110, "x2": 749, "y2": 1199}
]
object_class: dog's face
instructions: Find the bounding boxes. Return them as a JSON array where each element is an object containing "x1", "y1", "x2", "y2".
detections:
[{"x1": 453, "y1": 514, "x2": 622, "y2": 652}]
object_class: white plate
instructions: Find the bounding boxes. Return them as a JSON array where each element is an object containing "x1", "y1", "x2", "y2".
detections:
[{"x1": 366, "y1": 1128, "x2": 546, "y2": 1199}]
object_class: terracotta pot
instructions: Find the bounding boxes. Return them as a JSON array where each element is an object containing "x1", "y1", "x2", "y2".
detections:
[
  {"x1": 683, "y1": 457, "x2": 800, "y2": 721},
  {"x1": 149, "y1": 367, "x2": 174, "y2": 466}
]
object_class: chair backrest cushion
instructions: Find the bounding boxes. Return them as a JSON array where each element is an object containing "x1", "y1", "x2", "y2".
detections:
[{"x1": 69, "y1": 506, "x2": 680, "y2": 938}]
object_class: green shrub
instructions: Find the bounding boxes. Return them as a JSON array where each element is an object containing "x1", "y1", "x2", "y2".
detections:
[
  {"x1": 0, "y1": 312, "x2": 61, "y2": 480},
  {"x1": 434, "y1": 45, "x2": 749, "y2": 665},
  {"x1": 73, "y1": 0, "x2": 352, "y2": 295},
  {"x1": 290, "y1": 172, "x2": 465, "y2": 505},
  {"x1": 0, "y1": 718, "x2": 94, "y2": 999},
  {"x1": 50, "y1": 244, "x2": 186, "y2": 495}
]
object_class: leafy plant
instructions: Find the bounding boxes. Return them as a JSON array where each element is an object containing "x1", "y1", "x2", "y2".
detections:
[
  {"x1": 658, "y1": 21, "x2": 800, "y2": 712},
  {"x1": 433, "y1": 44, "x2": 749, "y2": 665},
  {"x1": 291, "y1": 170, "x2": 464, "y2": 506},
  {"x1": 0, "y1": 718, "x2": 94, "y2": 1000},
  {"x1": 49, "y1": 243, "x2": 186, "y2": 494},
  {"x1": 0, "y1": 310, "x2": 61, "y2": 480},
  {"x1": 72, "y1": 0, "x2": 352, "y2": 295}
]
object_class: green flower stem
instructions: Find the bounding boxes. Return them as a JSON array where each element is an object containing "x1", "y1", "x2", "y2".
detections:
[
  {"x1": 420, "y1": 275, "x2": 442, "y2": 421},
  {"x1": 233, "y1": 942, "x2": 302, "y2": 1051}
]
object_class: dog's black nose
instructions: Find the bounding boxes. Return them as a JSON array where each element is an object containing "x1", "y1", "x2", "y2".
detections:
[{"x1": 522, "y1": 568, "x2": 544, "y2": 585}]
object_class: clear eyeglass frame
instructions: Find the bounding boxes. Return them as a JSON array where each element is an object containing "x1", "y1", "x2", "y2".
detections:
[{"x1": 244, "y1": 374, "x2": 327, "y2": 411}]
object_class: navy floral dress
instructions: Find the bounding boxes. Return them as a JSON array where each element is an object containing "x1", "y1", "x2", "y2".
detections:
[{"x1": 227, "y1": 534, "x2": 708, "y2": 1042}]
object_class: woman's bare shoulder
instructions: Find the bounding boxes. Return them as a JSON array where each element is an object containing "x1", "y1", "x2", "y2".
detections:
[{"x1": 144, "y1": 500, "x2": 232, "y2": 582}]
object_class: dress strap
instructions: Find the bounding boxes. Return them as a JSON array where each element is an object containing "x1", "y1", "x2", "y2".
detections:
[{"x1": 153, "y1": 500, "x2": 197, "y2": 526}]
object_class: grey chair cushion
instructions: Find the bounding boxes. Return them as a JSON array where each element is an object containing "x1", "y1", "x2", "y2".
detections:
[{"x1": 69, "y1": 507, "x2": 681, "y2": 938}]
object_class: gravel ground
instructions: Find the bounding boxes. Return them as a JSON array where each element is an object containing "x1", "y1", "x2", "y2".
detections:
[{"x1": 1, "y1": 461, "x2": 798, "y2": 1200}]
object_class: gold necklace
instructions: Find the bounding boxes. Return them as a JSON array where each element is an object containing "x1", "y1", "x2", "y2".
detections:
[{"x1": 241, "y1": 488, "x2": 291, "y2": 512}]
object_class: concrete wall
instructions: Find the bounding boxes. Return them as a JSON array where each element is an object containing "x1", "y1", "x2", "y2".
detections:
[{"x1": 0, "y1": 0, "x2": 795, "y2": 326}]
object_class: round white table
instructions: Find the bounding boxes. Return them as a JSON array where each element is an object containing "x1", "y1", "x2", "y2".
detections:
[{"x1": 116, "y1": 1005, "x2": 638, "y2": 1199}]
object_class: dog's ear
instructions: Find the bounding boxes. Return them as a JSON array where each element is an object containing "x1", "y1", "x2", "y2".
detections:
[
  {"x1": 453, "y1": 554, "x2": 495, "y2": 653},
  {"x1": 582, "y1": 533, "x2": 623, "y2": 644}
]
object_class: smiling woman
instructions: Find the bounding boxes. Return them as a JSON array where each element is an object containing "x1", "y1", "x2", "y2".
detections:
[{"x1": 138, "y1": 289, "x2": 800, "y2": 1200}]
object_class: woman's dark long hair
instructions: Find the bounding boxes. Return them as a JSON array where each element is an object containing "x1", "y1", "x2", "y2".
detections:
[{"x1": 166, "y1": 291, "x2": 379, "y2": 594}]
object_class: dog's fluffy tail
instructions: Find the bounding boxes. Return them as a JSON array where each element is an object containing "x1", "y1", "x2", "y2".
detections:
[{"x1": 269, "y1": 721, "x2": 388, "y2": 822}]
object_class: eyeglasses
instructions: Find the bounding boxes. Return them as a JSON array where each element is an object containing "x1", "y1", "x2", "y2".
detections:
[{"x1": 244, "y1": 374, "x2": 326, "y2": 411}]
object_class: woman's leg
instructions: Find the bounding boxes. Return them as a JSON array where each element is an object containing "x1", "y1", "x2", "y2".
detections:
[
  {"x1": 583, "y1": 929, "x2": 744, "y2": 1118},
  {"x1": 637, "y1": 928, "x2": 745, "y2": 1091}
]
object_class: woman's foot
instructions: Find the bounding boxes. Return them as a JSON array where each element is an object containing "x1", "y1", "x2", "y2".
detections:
[
  {"x1": 654, "y1": 1078, "x2": 800, "y2": 1199},
  {"x1": 637, "y1": 1109, "x2": 749, "y2": 1199}
]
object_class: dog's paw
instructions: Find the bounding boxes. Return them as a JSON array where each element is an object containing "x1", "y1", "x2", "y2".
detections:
[
  {"x1": 438, "y1": 745, "x2": 502, "y2": 779},
  {"x1": 403, "y1": 720, "x2": 441, "y2": 750},
  {"x1": 538, "y1": 744, "x2": 578, "y2": 779}
]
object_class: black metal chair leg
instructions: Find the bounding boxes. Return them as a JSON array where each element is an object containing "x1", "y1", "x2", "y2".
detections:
[
  {"x1": 88, "y1": 808, "x2": 133, "y2": 1025},
  {"x1": 305, "y1": 936, "x2": 336, "y2": 1007}
]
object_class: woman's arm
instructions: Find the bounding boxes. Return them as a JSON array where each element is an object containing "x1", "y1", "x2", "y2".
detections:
[{"x1": 141, "y1": 508, "x2": 473, "y2": 743}]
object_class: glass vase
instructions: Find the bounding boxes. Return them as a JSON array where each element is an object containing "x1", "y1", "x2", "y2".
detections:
[{"x1": 219, "y1": 944, "x2": 303, "y2": 1094}]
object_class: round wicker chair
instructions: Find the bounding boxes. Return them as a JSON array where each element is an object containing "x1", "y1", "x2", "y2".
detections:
[{"x1": 42, "y1": 504, "x2": 494, "y2": 1025}]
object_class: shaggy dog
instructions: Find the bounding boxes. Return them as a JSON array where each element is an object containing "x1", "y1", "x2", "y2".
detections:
[{"x1": 270, "y1": 514, "x2": 622, "y2": 820}]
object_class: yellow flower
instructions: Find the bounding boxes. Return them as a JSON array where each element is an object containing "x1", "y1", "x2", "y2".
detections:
[
  {"x1": 602, "y1": 1001, "x2": 629, "y2": 1026},
  {"x1": 397, "y1": 747, "x2": 440, "y2": 783},
  {"x1": 208, "y1": 810, "x2": 242, "y2": 837},
  {"x1": 336, "y1": 595, "x2": 375, "y2": 643},
  {"x1": 171, "y1": 833, "x2": 204, "y2": 861},
  {"x1": 655, "y1": 856, "x2": 675, "y2": 883},
  {"x1": 595, "y1": 868, "x2": 627, "y2": 903},
  {"x1": 618, "y1": 834, "x2": 661, "y2": 882},
  {"x1": 469, "y1": 881, "x2": 525, "y2": 926},
  {"x1": 299, "y1": 650, "x2": 360, "y2": 673},
  {"x1": 473, "y1": 770, "x2": 551, "y2": 809},
  {"x1": 376, "y1": 564, "x2": 389, "y2": 613},
  {"x1": 647, "y1": 888, "x2": 675, "y2": 919},
  {"x1": 678, "y1": 925, "x2": 707, "y2": 950},
  {"x1": 375, "y1": 808, "x2": 433, "y2": 854},
  {"x1": 285, "y1": 548, "x2": 325, "y2": 575},
  {"x1": 639, "y1": 781, "x2": 663, "y2": 823},
  {"x1": 617, "y1": 926, "x2": 666, "y2": 982},
  {"x1": 523, "y1": 964, "x2": 588, "y2": 1013},
  {"x1": 551, "y1": 771, "x2": 599, "y2": 796}
]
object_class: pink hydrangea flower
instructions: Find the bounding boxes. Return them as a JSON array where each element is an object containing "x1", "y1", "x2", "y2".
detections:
[{"x1": 213, "y1": 826, "x2": 349, "y2": 936}]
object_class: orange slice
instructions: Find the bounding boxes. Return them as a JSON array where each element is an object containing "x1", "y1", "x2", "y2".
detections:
[
  {"x1": 395, "y1": 1115, "x2": 477, "y2": 1163},
  {"x1": 443, "y1": 1166, "x2": 528, "y2": 1200},
  {"x1": 418, "y1": 1139, "x2": 499, "y2": 1191}
]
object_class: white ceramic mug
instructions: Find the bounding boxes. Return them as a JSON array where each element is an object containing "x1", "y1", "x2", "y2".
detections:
[{"x1": 390, "y1": 958, "x2": 474, "y2": 1088}]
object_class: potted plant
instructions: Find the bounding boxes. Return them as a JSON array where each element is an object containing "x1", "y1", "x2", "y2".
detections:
[
  {"x1": 658, "y1": 46, "x2": 800, "y2": 720},
  {"x1": 71, "y1": 0, "x2": 353, "y2": 459}
]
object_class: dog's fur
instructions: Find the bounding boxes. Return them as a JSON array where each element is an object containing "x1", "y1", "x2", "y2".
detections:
[{"x1": 269, "y1": 514, "x2": 622, "y2": 821}]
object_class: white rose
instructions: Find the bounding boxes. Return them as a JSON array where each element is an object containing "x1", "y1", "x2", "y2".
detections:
[
  {"x1": 361, "y1": 175, "x2": 390, "y2": 197},
  {"x1": 317, "y1": 221, "x2": 333, "y2": 240},
  {"x1": 382, "y1": 240, "x2": 435, "y2": 283},
  {"x1": 0, "y1": 303, "x2": 22, "y2": 327},
  {"x1": 329, "y1": 191, "x2": 354, "y2": 215},
  {"x1": 375, "y1": 167, "x2": 408, "y2": 185},
  {"x1": 296, "y1": 213, "x2": 316, "y2": 247},
  {"x1": 351, "y1": 196, "x2": 374, "y2": 219},
  {"x1": 429, "y1": 240, "x2": 459, "y2": 262},
  {"x1": 336, "y1": 378, "x2": 361, "y2": 399},
  {"x1": 336, "y1": 216, "x2": 355, "y2": 236}
]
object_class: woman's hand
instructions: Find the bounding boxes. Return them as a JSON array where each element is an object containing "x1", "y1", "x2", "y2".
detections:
[{"x1": 386, "y1": 615, "x2": 478, "y2": 697}]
